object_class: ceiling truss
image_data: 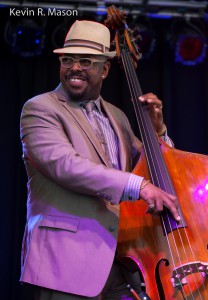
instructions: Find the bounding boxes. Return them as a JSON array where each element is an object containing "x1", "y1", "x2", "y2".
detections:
[{"x1": 0, "y1": 0, "x2": 207, "y2": 18}]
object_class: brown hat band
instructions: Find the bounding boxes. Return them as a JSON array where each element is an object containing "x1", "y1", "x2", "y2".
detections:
[{"x1": 64, "y1": 39, "x2": 109, "y2": 53}]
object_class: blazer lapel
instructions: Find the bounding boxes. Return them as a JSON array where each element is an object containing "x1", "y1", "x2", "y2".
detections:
[{"x1": 54, "y1": 84, "x2": 111, "y2": 167}]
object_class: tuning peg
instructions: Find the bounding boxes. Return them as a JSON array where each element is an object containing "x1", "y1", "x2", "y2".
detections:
[{"x1": 120, "y1": 10, "x2": 127, "y2": 19}]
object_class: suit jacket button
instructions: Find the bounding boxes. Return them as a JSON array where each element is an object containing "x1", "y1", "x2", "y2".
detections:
[{"x1": 108, "y1": 225, "x2": 115, "y2": 232}]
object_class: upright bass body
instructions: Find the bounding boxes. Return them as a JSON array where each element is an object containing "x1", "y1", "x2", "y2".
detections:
[
  {"x1": 104, "y1": 5, "x2": 208, "y2": 299},
  {"x1": 118, "y1": 139, "x2": 208, "y2": 299}
]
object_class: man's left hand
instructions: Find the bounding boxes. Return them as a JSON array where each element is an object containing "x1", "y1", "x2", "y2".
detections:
[{"x1": 139, "y1": 93, "x2": 164, "y2": 134}]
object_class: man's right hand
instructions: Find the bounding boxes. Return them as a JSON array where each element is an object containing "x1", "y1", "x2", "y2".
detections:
[{"x1": 139, "y1": 180, "x2": 181, "y2": 222}]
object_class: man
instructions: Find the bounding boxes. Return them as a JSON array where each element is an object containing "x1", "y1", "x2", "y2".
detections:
[{"x1": 20, "y1": 20, "x2": 180, "y2": 300}]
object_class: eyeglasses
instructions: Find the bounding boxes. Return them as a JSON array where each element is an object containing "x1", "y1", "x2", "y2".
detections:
[{"x1": 59, "y1": 56, "x2": 106, "y2": 70}]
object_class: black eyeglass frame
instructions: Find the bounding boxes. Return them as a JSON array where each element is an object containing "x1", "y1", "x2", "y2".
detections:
[{"x1": 59, "y1": 56, "x2": 107, "y2": 69}]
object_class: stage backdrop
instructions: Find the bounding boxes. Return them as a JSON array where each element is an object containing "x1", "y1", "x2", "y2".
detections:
[{"x1": 0, "y1": 6, "x2": 207, "y2": 300}]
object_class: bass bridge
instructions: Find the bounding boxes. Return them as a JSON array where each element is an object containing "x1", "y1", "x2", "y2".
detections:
[{"x1": 171, "y1": 261, "x2": 208, "y2": 290}]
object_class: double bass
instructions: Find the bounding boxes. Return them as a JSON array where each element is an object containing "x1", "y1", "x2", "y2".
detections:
[{"x1": 105, "y1": 6, "x2": 208, "y2": 300}]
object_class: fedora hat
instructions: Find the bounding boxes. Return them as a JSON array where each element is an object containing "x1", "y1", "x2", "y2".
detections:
[{"x1": 53, "y1": 20, "x2": 116, "y2": 58}]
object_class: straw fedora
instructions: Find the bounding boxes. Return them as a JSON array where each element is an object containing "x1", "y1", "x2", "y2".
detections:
[{"x1": 53, "y1": 20, "x2": 116, "y2": 58}]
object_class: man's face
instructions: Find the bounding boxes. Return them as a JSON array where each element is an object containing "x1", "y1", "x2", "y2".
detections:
[{"x1": 60, "y1": 54, "x2": 110, "y2": 102}]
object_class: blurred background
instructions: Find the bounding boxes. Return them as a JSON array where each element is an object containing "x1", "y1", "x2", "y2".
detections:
[{"x1": 0, "y1": 1, "x2": 208, "y2": 299}]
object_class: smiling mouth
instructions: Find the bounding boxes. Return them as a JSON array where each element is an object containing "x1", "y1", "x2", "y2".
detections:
[
  {"x1": 66, "y1": 76, "x2": 88, "y2": 89},
  {"x1": 67, "y1": 75, "x2": 87, "y2": 83},
  {"x1": 69, "y1": 78, "x2": 86, "y2": 82}
]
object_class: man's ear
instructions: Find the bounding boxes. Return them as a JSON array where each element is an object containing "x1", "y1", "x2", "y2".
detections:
[{"x1": 102, "y1": 61, "x2": 111, "y2": 79}]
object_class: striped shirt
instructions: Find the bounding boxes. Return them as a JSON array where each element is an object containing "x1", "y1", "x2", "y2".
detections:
[
  {"x1": 81, "y1": 98, "x2": 120, "y2": 170},
  {"x1": 81, "y1": 97, "x2": 172, "y2": 202}
]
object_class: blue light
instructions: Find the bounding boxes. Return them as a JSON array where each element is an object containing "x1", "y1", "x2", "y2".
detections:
[
  {"x1": 146, "y1": 13, "x2": 172, "y2": 19},
  {"x1": 12, "y1": 21, "x2": 45, "y2": 56},
  {"x1": 96, "y1": 5, "x2": 107, "y2": 16},
  {"x1": 96, "y1": 11, "x2": 107, "y2": 15}
]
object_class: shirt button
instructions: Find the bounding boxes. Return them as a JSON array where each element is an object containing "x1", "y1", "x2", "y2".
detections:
[{"x1": 108, "y1": 225, "x2": 115, "y2": 232}]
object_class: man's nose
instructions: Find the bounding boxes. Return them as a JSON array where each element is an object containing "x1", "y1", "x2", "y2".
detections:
[{"x1": 71, "y1": 60, "x2": 82, "y2": 71}]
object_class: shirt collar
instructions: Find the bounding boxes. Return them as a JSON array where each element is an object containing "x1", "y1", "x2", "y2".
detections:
[{"x1": 80, "y1": 97, "x2": 102, "y2": 113}]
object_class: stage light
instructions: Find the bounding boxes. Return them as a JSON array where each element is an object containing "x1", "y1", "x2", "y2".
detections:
[
  {"x1": 96, "y1": 1, "x2": 107, "y2": 16},
  {"x1": 4, "y1": 17, "x2": 46, "y2": 57},
  {"x1": 194, "y1": 181, "x2": 208, "y2": 203},
  {"x1": 51, "y1": 19, "x2": 72, "y2": 49},
  {"x1": 175, "y1": 33, "x2": 206, "y2": 66},
  {"x1": 169, "y1": 19, "x2": 207, "y2": 66}
]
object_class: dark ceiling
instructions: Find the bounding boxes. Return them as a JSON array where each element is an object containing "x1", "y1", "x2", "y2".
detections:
[{"x1": 1, "y1": 0, "x2": 208, "y2": 18}]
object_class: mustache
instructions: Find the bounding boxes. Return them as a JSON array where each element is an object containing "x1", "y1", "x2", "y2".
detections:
[{"x1": 66, "y1": 71, "x2": 87, "y2": 80}]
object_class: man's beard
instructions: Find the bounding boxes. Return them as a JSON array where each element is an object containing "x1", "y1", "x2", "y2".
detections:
[
  {"x1": 67, "y1": 89, "x2": 86, "y2": 102},
  {"x1": 63, "y1": 71, "x2": 88, "y2": 102}
]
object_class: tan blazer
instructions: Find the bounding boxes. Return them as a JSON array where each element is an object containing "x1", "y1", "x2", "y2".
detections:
[{"x1": 20, "y1": 83, "x2": 142, "y2": 297}]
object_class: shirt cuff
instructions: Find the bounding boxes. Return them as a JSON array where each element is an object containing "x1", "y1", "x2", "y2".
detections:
[
  {"x1": 121, "y1": 173, "x2": 144, "y2": 202},
  {"x1": 121, "y1": 131, "x2": 173, "y2": 202},
  {"x1": 161, "y1": 131, "x2": 174, "y2": 147}
]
